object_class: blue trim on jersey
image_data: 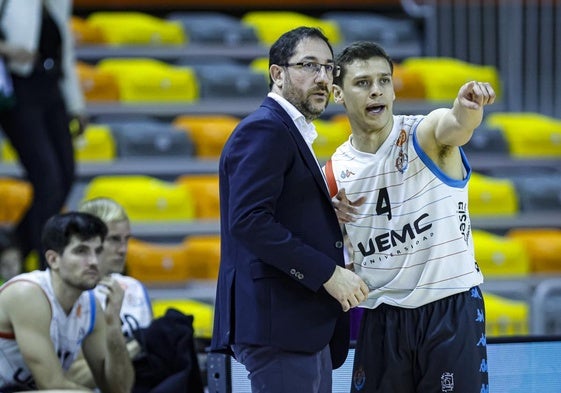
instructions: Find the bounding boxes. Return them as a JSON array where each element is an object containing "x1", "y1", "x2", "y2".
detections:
[
  {"x1": 412, "y1": 128, "x2": 472, "y2": 188},
  {"x1": 141, "y1": 283, "x2": 154, "y2": 319},
  {"x1": 87, "y1": 291, "x2": 96, "y2": 336}
]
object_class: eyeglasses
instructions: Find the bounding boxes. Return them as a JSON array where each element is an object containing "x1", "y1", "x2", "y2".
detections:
[{"x1": 280, "y1": 61, "x2": 341, "y2": 78}]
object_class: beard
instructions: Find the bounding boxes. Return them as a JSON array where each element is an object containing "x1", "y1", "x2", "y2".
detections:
[
  {"x1": 282, "y1": 75, "x2": 329, "y2": 121},
  {"x1": 61, "y1": 269, "x2": 100, "y2": 291}
]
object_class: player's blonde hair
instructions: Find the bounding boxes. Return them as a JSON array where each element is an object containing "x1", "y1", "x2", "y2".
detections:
[{"x1": 78, "y1": 197, "x2": 129, "y2": 224}]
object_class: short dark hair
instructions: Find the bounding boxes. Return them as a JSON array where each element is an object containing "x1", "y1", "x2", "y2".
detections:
[
  {"x1": 41, "y1": 212, "x2": 108, "y2": 255},
  {"x1": 268, "y1": 26, "x2": 333, "y2": 89},
  {"x1": 334, "y1": 41, "x2": 394, "y2": 86}
]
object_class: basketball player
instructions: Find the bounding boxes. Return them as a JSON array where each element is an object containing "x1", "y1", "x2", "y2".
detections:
[{"x1": 326, "y1": 41, "x2": 495, "y2": 392}]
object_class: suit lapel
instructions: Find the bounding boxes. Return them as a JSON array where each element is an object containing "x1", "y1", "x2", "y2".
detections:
[{"x1": 262, "y1": 98, "x2": 331, "y2": 201}]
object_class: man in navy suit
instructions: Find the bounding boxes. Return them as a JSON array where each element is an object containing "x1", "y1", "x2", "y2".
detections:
[{"x1": 211, "y1": 27, "x2": 369, "y2": 393}]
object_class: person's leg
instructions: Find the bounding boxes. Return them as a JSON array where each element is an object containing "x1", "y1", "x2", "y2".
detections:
[
  {"x1": 0, "y1": 74, "x2": 73, "y2": 266},
  {"x1": 351, "y1": 306, "x2": 415, "y2": 393},
  {"x1": 416, "y1": 287, "x2": 489, "y2": 392},
  {"x1": 232, "y1": 344, "x2": 332, "y2": 393}
]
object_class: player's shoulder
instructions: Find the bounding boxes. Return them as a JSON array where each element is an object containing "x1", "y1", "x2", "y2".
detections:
[{"x1": 0, "y1": 274, "x2": 45, "y2": 299}]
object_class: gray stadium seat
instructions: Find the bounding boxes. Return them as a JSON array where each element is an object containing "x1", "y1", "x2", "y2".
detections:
[
  {"x1": 531, "y1": 278, "x2": 561, "y2": 335},
  {"x1": 92, "y1": 114, "x2": 161, "y2": 126},
  {"x1": 322, "y1": 11, "x2": 421, "y2": 49},
  {"x1": 462, "y1": 126, "x2": 509, "y2": 155},
  {"x1": 510, "y1": 174, "x2": 561, "y2": 212},
  {"x1": 190, "y1": 64, "x2": 268, "y2": 99},
  {"x1": 167, "y1": 12, "x2": 259, "y2": 46},
  {"x1": 109, "y1": 123, "x2": 195, "y2": 158}
]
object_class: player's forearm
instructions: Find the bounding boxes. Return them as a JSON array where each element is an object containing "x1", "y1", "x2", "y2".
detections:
[
  {"x1": 102, "y1": 324, "x2": 134, "y2": 393},
  {"x1": 65, "y1": 358, "x2": 97, "y2": 389},
  {"x1": 451, "y1": 97, "x2": 484, "y2": 131},
  {"x1": 35, "y1": 375, "x2": 92, "y2": 391},
  {"x1": 435, "y1": 99, "x2": 483, "y2": 146}
]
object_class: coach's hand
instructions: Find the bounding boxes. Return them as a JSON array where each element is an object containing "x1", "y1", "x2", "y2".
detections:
[{"x1": 323, "y1": 266, "x2": 369, "y2": 312}]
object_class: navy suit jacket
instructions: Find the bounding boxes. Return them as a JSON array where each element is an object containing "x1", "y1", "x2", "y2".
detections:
[{"x1": 210, "y1": 97, "x2": 350, "y2": 368}]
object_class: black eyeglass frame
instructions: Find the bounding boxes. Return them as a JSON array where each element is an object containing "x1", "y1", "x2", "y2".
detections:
[{"x1": 279, "y1": 61, "x2": 341, "y2": 77}]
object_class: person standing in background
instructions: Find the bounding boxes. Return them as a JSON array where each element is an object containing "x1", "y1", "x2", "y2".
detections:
[
  {"x1": 211, "y1": 27, "x2": 368, "y2": 393},
  {"x1": 0, "y1": 0, "x2": 87, "y2": 269},
  {"x1": 326, "y1": 41, "x2": 495, "y2": 392}
]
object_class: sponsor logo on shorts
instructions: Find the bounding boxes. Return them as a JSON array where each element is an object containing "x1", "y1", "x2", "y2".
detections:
[
  {"x1": 441, "y1": 372, "x2": 454, "y2": 392},
  {"x1": 353, "y1": 366, "x2": 366, "y2": 391}
]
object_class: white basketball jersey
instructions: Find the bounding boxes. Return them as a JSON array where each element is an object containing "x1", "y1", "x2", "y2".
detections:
[
  {"x1": 0, "y1": 270, "x2": 96, "y2": 391},
  {"x1": 94, "y1": 273, "x2": 152, "y2": 338},
  {"x1": 328, "y1": 115, "x2": 483, "y2": 309}
]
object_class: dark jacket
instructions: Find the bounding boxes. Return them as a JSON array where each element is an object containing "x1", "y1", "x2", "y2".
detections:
[
  {"x1": 211, "y1": 97, "x2": 349, "y2": 368},
  {"x1": 132, "y1": 308, "x2": 204, "y2": 393}
]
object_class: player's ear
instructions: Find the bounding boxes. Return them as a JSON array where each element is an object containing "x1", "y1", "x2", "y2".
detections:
[
  {"x1": 333, "y1": 84, "x2": 344, "y2": 104},
  {"x1": 45, "y1": 249, "x2": 60, "y2": 269}
]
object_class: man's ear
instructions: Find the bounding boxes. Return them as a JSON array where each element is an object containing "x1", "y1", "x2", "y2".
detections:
[
  {"x1": 44, "y1": 249, "x2": 60, "y2": 269},
  {"x1": 269, "y1": 64, "x2": 284, "y2": 88},
  {"x1": 332, "y1": 84, "x2": 344, "y2": 104}
]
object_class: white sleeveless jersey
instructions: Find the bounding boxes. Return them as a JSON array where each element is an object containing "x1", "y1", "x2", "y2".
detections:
[
  {"x1": 0, "y1": 270, "x2": 96, "y2": 391},
  {"x1": 94, "y1": 273, "x2": 152, "y2": 338},
  {"x1": 329, "y1": 115, "x2": 483, "y2": 309}
]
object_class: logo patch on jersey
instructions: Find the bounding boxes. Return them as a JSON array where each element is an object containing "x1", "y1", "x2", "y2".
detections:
[
  {"x1": 353, "y1": 366, "x2": 366, "y2": 390},
  {"x1": 395, "y1": 129, "x2": 409, "y2": 173},
  {"x1": 396, "y1": 151, "x2": 409, "y2": 173},
  {"x1": 340, "y1": 169, "x2": 355, "y2": 179},
  {"x1": 396, "y1": 129, "x2": 408, "y2": 147},
  {"x1": 441, "y1": 372, "x2": 454, "y2": 392}
]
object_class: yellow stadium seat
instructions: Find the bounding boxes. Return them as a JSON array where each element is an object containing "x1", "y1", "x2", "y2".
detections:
[
  {"x1": 97, "y1": 58, "x2": 198, "y2": 103},
  {"x1": 183, "y1": 235, "x2": 221, "y2": 280},
  {"x1": 172, "y1": 115, "x2": 238, "y2": 158},
  {"x1": 401, "y1": 57, "x2": 501, "y2": 101},
  {"x1": 312, "y1": 119, "x2": 351, "y2": 159},
  {"x1": 484, "y1": 292, "x2": 529, "y2": 337},
  {"x1": 242, "y1": 11, "x2": 341, "y2": 45},
  {"x1": 126, "y1": 238, "x2": 190, "y2": 283},
  {"x1": 485, "y1": 112, "x2": 561, "y2": 157},
  {"x1": 507, "y1": 228, "x2": 561, "y2": 273},
  {"x1": 468, "y1": 172, "x2": 519, "y2": 216},
  {"x1": 0, "y1": 177, "x2": 33, "y2": 225},
  {"x1": 70, "y1": 16, "x2": 106, "y2": 45},
  {"x1": 176, "y1": 175, "x2": 220, "y2": 219},
  {"x1": 82, "y1": 175, "x2": 196, "y2": 222},
  {"x1": 76, "y1": 61, "x2": 120, "y2": 102},
  {"x1": 87, "y1": 12, "x2": 186, "y2": 45},
  {"x1": 151, "y1": 298, "x2": 214, "y2": 339},
  {"x1": 473, "y1": 230, "x2": 530, "y2": 277},
  {"x1": 393, "y1": 63, "x2": 426, "y2": 100},
  {"x1": 74, "y1": 124, "x2": 117, "y2": 162}
]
